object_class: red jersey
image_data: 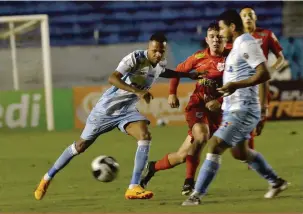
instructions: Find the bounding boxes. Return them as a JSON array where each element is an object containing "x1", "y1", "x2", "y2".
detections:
[
  {"x1": 252, "y1": 28, "x2": 283, "y2": 59},
  {"x1": 169, "y1": 48, "x2": 228, "y2": 101},
  {"x1": 225, "y1": 28, "x2": 282, "y2": 59}
]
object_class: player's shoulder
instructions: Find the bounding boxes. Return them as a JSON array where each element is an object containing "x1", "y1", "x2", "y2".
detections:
[
  {"x1": 193, "y1": 49, "x2": 208, "y2": 59},
  {"x1": 123, "y1": 50, "x2": 147, "y2": 64},
  {"x1": 256, "y1": 27, "x2": 272, "y2": 34},
  {"x1": 158, "y1": 58, "x2": 167, "y2": 68},
  {"x1": 255, "y1": 27, "x2": 274, "y2": 38},
  {"x1": 127, "y1": 50, "x2": 146, "y2": 60},
  {"x1": 237, "y1": 33, "x2": 258, "y2": 46}
]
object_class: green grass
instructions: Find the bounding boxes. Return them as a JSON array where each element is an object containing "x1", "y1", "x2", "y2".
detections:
[{"x1": 0, "y1": 121, "x2": 302, "y2": 212}]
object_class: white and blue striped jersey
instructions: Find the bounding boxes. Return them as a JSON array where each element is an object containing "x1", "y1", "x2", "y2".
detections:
[
  {"x1": 222, "y1": 33, "x2": 266, "y2": 112},
  {"x1": 94, "y1": 50, "x2": 167, "y2": 115}
]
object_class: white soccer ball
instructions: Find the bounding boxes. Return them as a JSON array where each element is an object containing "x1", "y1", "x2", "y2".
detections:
[
  {"x1": 91, "y1": 155, "x2": 119, "y2": 182},
  {"x1": 156, "y1": 118, "x2": 168, "y2": 126}
]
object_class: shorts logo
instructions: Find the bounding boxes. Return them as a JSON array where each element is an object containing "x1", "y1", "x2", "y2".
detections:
[
  {"x1": 220, "y1": 121, "x2": 232, "y2": 127},
  {"x1": 196, "y1": 112, "x2": 203, "y2": 118}
]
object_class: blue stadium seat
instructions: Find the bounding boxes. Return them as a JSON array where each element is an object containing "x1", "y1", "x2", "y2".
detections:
[{"x1": 0, "y1": 1, "x2": 283, "y2": 46}]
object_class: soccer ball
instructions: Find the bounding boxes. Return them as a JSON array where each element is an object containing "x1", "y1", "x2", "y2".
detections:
[
  {"x1": 91, "y1": 155, "x2": 119, "y2": 182},
  {"x1": 156, "y1": 118, "x2": 168, "y2": 126}
]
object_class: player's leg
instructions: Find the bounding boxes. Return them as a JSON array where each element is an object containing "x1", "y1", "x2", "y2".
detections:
[
  {"x1": 119, "y1": 113, "x2": 153, "y2": 199},
  {"x1": 231, "y1": 139, "x2": 288, "y2": 198},
  {"x1": 182, "y1": 135, "x2": 229, "y2": 206},
  {"x1": 140, "y1": 134, "x2": 193, "y2": 189},
  {"x1": 248, "y1": 132, "x2": 255, "y2": 150},
  {"x1": 139, "y1": 123, "x2": 208, "y2": 190},
  {"x1": 34, "y1": 111, "x2": 115, "y2": 200},
  {"x1": 182, "y1": 110, "x2": 253, "y2": 206},
  {"x1": 182, "y1": 123, "x2": 209, "y2": 195}
]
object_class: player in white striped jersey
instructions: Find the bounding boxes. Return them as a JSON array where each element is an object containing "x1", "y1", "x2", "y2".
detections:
[
  {"x1": 34, "y1": 33, "x2": 204, "y2": 201},
  {"x1": 183, "y1": 10, "x2": 288, "y2": 206}
]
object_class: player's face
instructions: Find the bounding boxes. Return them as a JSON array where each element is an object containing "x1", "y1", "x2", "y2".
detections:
[
  {"x1": 218, "y1": 20, "x2": 233, "y2": 43},
  {"x1": 240, "y1": 8, "x2": 257, "y2": 29},
  {"x1": 205, "y1": 29, "x2": 224, "y2": 52},
  {"x1": 147, "y1": 40, "x2": 166, "y2": 65}
]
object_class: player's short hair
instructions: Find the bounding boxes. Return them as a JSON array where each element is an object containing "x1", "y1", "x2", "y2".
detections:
[
  {"x1": 150, "y1": 32, "x2": 167, "y2": 43},
  {"x1": 207, "y1": 22, "x2": 219, "y2": 32},
  {"x1": 217, "y1": 9, "x2": 244, "y2": 32},
  {"x1": 240, "y1": 6, "x2": 255, "y2": 12}
]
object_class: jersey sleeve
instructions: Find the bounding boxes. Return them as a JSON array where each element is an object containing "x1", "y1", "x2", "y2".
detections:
[
  {"x1": 169, "y1": 54, "x2": 197, "y2": 94},
  {"x1": 115, "y1": 52, "x2": 137, "y2": 75},
  {"x1": 268, "y1": 31, "x2": 283, "y2": 57},
  {"x1": 240, "y1": 40, "x2": 266, "y2": 68},
  {"x1": 175, "y1": 54, "x2": 197, "y2": 72}
]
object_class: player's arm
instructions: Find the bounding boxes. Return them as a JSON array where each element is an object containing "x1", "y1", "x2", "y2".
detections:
[
  {"x1": 108, "y1": 53, "x2": 153, "y2": 104},
  {"x1": 108, "y1": 71, "x2": 140, "y2": 94},
  {"x1": 218, "y1": 41, "x2": 270, "y2": 95},
  {"x1": 159, "y1": 68, "x2": 205, "y2": 79},
  {"x1": 268, "y1": 31, "x2": 285, "y2": 71},
  {"x1": 168, "y1": 55, "x2": 197, "y2": 95}
]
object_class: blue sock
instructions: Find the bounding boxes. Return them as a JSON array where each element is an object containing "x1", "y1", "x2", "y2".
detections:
[
  {"x1": 130, "y1": 140, "x2": 150, "y2": 187},
  {"x1": 193, "y1": 153, "x2": 221, "y2": 196},
  {"x1": 45, "y1": 142, "x2": 79, "y2": 180},
  {"x1": 247, "y1": 150, "x2": 278, "y2": 184}
]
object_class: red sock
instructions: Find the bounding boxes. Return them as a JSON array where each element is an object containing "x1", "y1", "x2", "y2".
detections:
[
  {"x1": 248, "y1": 135, "x2": 255, "y2": 150},
  {"x1": 155, "y1": 154, "x2": 172, "y2": 171},
  {"x1": 186, "y1": 155, "x2": 200, "y2": 179}
]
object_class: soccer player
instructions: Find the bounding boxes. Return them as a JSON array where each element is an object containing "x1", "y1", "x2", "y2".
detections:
[
  {"x1": 140, "y1": 23, "x2": 229, "y2": 195},
  {"x1": 239, "y1": 6, "x2": 285, "y2": 150},
  {"x1": 182, "y1": 10, "x2": 288, "y2": 206},
  {"x1": 34, "y1": 33, "x2": 204, "y2": 201}
]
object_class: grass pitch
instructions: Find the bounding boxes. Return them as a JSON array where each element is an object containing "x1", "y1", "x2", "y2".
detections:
[{"x1": 0, "y1": 121, "x2": 302, "y2": 212}]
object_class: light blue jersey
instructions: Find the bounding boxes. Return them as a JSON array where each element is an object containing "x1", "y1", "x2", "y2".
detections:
[
  {"x1": 94, "y1": 50, "x2": 166, "y2": 115},
  {"x1": 81, "y1": 50, "x2": 166, "y2": 140},
  {"x1": 222, "y1": 33, "x2": 266, "y2": 112},
  {"x1": 214, "y1": 33, "x2": 266, "y2": 146}
]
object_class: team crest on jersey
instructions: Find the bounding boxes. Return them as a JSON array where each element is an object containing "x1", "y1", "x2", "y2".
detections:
[
  {"x1": 258, "y1": 32, "x2": 267, "y2": 37},
  {"x1": 217, "y1": 62, "x2": 225, "y2": 72},
  {"x1": 196, "y1": 112, "x2": 203, "y2": 118},
  {"x1": 243, "y1": 53, "x2": 249, "y2": 59},
  {"x1": 195, "y1": 52, "x2": 205, "y2": 59}
]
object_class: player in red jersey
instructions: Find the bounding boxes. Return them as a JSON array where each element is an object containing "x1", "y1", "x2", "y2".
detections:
[
  {"x1": 237, "y1": 7, "x2": 285, "y2": 151},
  {"x1": 140, "y1": 23, "x2": 229, "y2": 195}
]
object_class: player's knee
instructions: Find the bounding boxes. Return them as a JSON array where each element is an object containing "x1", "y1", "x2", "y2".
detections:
[
  {"x1": 136, "y1": 131, "x2": 152, "y2": 141},
  {"x1": 192, "y1": 124, "x2": 209, "y2": 144},
  {"x1": 207, "y1": 136, "x2": 225, "y2": 154},
  {"x1": 75, "y1": 139, "x2": 93, "y2": 153},
  {"x1": 175, "y1": 151, "x2": 187, "y2": 163},
  {"x1": 231, "y1": 150, "x2": 247, "y2": 161}
]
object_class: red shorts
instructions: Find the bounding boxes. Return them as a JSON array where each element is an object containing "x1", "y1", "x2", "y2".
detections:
[{"x1": 185, "y1": 94, "x2": 222, "y2": 138}]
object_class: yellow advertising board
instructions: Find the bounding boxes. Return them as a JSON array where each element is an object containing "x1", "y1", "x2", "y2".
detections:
[{"x1": 73, "y1": 83, "x2": 195, "y2": 128}]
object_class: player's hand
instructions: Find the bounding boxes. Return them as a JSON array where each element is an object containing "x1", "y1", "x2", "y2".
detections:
[
  {"x1": 205, "y1": 100, "x2": 221, "y2": 112},
  {"x1": 217, "y1": 82, "x2": 237, "y2": 96},
  {"x1": 136, "y1": 90, "x2": 154, "y2": 104},
  {"x1": 189, "y1": 71, "x2": 208, "y2": 80},
  {"x1": 255, "y1": 118, "x2": 266, "y2": 136},
  {"x1": 168, "y1": 94, "x2": 180, "y2": 108}
]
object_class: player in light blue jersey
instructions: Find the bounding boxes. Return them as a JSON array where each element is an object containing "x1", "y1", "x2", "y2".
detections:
[
  {"x1": 34, "y1": 33, "x2": 204, "y2": 201},
  {"x1": 182, "y1": 10, "x2": 288, "y2": 206}
]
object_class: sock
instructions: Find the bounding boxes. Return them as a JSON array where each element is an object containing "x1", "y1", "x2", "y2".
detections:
[
  {"x1": 247, "y1": 150, "x2": 279, "y2": 185},
  {"x1": 45, "y1": 142, "x2": 79, "y2": 180},
  {"x1": 129, "y1": 140, "x2": 150, "y2": 188},
  {"x1": 155, "y1": 154, "x2": 173, "y2": 171},
  {"x1": 192, "y1": 153, "x2": 221, "y2": 197},
  {"x1": 186, "y1": 155, "x2": 200, "y2": 179},
  {"x1": 248, "y1": 134, "x2": 255, "y2": 150}
]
